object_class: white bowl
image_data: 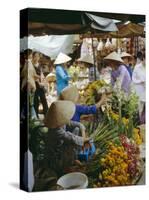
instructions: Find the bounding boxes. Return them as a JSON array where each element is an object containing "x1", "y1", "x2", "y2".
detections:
[{"x1": 57, "y1": 172, "x2": 88, "y2": 190}]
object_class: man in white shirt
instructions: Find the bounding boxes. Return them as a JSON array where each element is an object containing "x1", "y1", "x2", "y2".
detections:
[{"x1": 132, "y1": 52, "x2": 145, "y2": 122}]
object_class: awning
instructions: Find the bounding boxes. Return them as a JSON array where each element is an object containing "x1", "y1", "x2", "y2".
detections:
[
  {"x1": 86, "y1": 13, "x2": 118, "y2": 32},
  {"x1": 20, "y1": 8, "x2": 145, "y2": 37},
  {"x1": 81, "y1": 22, "x2": 145, "y2": 38},
  {"x1": 20, "y1": 35, "x2": 75, "y2": 59},
  {"x1": 110, "y1": 23, "x2": 145, "y2": 38}
]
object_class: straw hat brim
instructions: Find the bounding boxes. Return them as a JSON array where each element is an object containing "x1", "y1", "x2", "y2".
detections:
[
  {"x1": 104, "y1": 59, "x2": 123, "y2": 65},
  {"x1": 46, "y1": 73, "x2": 56, "y2": 82},
  {"x1": 77, "y1": 55, "x2": 94, "y2": 65},
  {"x1": 59, "y1": 85, "x2": 79, "y2": 103},
  {"x1": 121, "y1": 52, "x2": 132, "y2": 58},
  {"x1": 104, "y1": 52, "x2": 124, "y2": 64},
  {"x1": 44, "y1": 100, "x2": 75, "y2": 128},
  {"x1": 54, "y1": 53, "x2": 72, "y2": 65}
]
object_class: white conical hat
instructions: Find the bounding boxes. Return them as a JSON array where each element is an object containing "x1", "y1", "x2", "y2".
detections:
[
  {"x1": 54, "y1": 52, "x2": 72, "y2": 65},
  {"x1": 77, "y1": 54, "x2": 94, "y2": 65},
  {"x1": 121, "y1": 52, "x2": 132, "y2": 58},
  {"x1": 44, "y1": 100, "x2": 75, "y2": 128},
  {"x1": 104, "y1": 51, "x2": 124, "y2": 63},
  {"x1": 59, "y1": 85, "x2": 79, "y2": 103}
]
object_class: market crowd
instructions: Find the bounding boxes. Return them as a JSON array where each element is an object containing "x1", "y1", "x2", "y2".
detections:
[
  {"x1": 20, "y1": 47, "x2": 145, "y2": 191},
  {"x1": 20, "y1": 48, "x2": 145, "y2": 122}
]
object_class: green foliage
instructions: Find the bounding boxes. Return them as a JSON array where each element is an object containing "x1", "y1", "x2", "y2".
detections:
[
  {"x1": 109, "y1": 91, "x2": 139, "y2": 138},
  {"x1": 29, "y1": 119, "x2": 48, "y2": 162}
]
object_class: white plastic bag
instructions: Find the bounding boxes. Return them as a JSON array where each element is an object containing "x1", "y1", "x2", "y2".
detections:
[{"x1": 23, "y1": 149, "x2": 34, "y2": 192}]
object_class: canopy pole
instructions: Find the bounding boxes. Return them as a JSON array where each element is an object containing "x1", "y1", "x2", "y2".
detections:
[
  {"x1": 91, "y1": 36, "x2": 97, "y2": 81},
  {"x1": 116, "y1": 31, "x2": 119, "y2": 50}
]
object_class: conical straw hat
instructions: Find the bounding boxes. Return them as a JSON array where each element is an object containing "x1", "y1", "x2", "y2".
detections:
[
  {"x1": 77, "y1": 54, "x2": 94, "y2": 65},
  {"x1": 44, "y1": 100, "x2": 75, "y2": 128},
  {"x1": 120, "y1": 52, "x2": 132, "y2": 58},
  {"x1": 54, "y1": 52, "x2": 72, "y2": 65},
  {"x1": 59, "y1": 85, "x2": 79, "y2": 103},
  {"x1": 104, "y1": 51, "x2": 124, "y2": 63},
  {"x1": 46, "y1": 73, "x2": 56, "y2": 82}
]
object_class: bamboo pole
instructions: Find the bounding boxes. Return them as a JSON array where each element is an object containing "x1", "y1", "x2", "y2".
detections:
[{"x1": 91, "y1": 36, "x2": 97, "y2": 81}]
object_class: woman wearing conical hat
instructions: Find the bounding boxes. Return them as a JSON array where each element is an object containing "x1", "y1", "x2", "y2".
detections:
[
  {"x1": 54, "y1": 52, "x2": 72, "y2": 95},
  {"x1": 44, "y1": 100, "x2": 89, "y2": 174},
  {"x1": 104, "y1": 51, "x2": 131, "y2": 94},
  {"x1": 77, "y1": 54, "x2": 100, "y2": 82},
  {"x1": 121, "y1": 52, "x2": 133, "y2": 79},
  {"x1": 59, "y1": 85, "x2": 108, "y2": 122}
]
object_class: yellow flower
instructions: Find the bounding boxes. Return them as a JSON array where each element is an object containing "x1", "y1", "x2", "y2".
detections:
[
  {"x1": 133, "y1": 128, "x2": 142, "y2": 145},
  {"x1": 105, "y1": 175, "x2": 115, "y2": 182},
  {"x1": 108, "y1": 142, "x2": 113, "y2": 146},
  {"x1": 113, "y1": 166, "x2": 118, "y2": 172},
  {"x1": 133, "y1": 128, "x2": 139, "y2": 134},
  {"x1": 99, "y1": 142, "x2": 136, "y2": 186},
  {"x1": 136, "y1": 138, "x2": 142, "y2": 145},
  {"x1": 100, "y1": 158, "x2": 106, "y2": 164},
  {"x1": 122, "y1": 117, "x2": 129, "y2": 125},
  {"x1": 102, "y1": 169, "x2": 109, "y2": 177},
  {"x1": 117, "y1": 175, "x2": 123, "y2": 182},
  {"x1": 111, "y1": 112, "x2": 119, "y2": 121}
]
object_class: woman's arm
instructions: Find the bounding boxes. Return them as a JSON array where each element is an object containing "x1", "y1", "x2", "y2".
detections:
[
  {"x1": 56, "y1": 66, "x2": 70, "y2": 81},
  {"x1": 95, "y1": 93, "x2": 107, "y2": 108},
  {"x1": 57, "y1": 128, "x2": 84, "y2": 146},
  {"x1": 67, "y1": 121, "x2": 86, "y2": 138},
  {"x1": 76, "y1": 104, "x2": 97, "y2": 115}
]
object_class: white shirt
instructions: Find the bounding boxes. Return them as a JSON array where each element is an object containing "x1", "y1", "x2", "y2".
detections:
[{"x1": 132, "y1": 61, "x2": 145, "y2": 102}]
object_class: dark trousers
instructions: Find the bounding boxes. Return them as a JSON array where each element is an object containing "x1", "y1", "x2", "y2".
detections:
[{"x1": 34, "y1": 86, "x2": 48, "y2": 117}]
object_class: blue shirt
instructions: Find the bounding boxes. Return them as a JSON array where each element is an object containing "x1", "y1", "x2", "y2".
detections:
[
  {"x1": 71, "y1": 104, "x2": 97, "y2": 122},
  {"x1": 56, "y1": 65, "x2": 70, "y2": 95},
  {"x1": 125, "y1": 64, "x2": 132, "y2": 79}
]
